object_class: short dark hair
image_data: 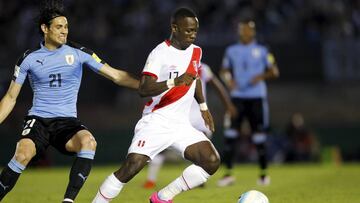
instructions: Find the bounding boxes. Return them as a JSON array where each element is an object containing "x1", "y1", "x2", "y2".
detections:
[
  {"x1": 38, "y1": 0, "x2": 66, "y2": 35},
  {"x1": 171, "y1": 7, "x2": 197, "y2": 24}
]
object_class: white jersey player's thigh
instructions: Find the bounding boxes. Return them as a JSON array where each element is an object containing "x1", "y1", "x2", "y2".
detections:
[
  {"x1": 171, "y1": 123, "x2": 210, "y2": 158},
  {"x1": 128, "y1": 115, "x2": 174, "y2": 160}
]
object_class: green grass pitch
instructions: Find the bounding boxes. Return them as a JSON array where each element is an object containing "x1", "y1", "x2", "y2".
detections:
[{"x1": 2, "y1": 163, "x2": 359, "y2": 203}]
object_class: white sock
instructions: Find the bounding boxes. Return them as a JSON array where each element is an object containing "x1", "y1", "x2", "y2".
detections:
[
  {"x1": 148, "y1": 154, "x2": 165, "y2": 182},
  {"x1": 158, "y1": 164, "x2": 210, "y2": 200},
  {"x1": 92, "y1": 173, "x2": 125, "y2": 203}
]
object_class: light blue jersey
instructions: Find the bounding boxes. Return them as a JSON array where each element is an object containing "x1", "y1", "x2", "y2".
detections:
[
  {"x1": 13, "y1": 41, "x2": 105, "y2": 118},
  {"x1": 222, "y1": 41, "x2": 274, "y2": 98}
]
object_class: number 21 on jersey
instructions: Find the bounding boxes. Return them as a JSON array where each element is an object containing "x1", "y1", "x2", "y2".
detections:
[{"x1": 49, "y1": 73, "x2": 62, "y2": 87}]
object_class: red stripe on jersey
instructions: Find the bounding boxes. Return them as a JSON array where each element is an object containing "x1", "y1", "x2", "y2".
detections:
[
  {"x1": 186, "y1": 48, "x2": 201, "y2": 76},
  {"x1": 142, "y1": 72, "x2": 158, "y2": 80},
  {"x1": 152, "y1": 47, "x2": 201, "y2": 112},
  {"x1": 165, "y1": 39, "x2": 171, "y2": 46}
]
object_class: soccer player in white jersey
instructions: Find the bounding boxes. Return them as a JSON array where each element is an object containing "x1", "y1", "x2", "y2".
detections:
[
  {"x1": 92, "y1": 8, "x2": 220, "y2": 203},
  {"x1": 142, "y1": 63, "x2": 237, "y2": 189},
  {"x1": 0, "y1": 1, "x2": 139, "y2": 202}
]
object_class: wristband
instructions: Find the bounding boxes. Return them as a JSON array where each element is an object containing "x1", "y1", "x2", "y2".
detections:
[
  {"x1": 166, "y1": 79, "x2": 175, "y2": 88},
  {"x1": 199, "y1": 103, "x2": 208, "y2": 111}
]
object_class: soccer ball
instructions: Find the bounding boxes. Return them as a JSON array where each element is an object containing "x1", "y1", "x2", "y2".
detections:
[{"x1": 238, "y1": 190, "x2": 269, "y2": 203}]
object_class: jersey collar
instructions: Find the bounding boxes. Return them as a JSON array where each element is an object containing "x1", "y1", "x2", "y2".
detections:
[{"x1": 40, "y1": 41, "x2": 65, "y2": 52}]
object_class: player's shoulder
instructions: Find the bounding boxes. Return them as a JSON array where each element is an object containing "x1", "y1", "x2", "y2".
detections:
[
  {"x1": 190, "y1": 44, "x2": 202, "y2": 52},
  {"x1": 149, "y1": 40, "x2": 174, "y2": 57},
  {"x1": 66, "y1": 41, "x2": 105, "y2": 62},
  {"x1": 255, "y1": 40, "x2": 271, "y2": 51},
  {"x1": 191, "y1": 43, "x2": 201, "y2": 49},
  {"x1": 226, "y1": 42, "x2": 241, "y2": 51},
  {"x1": 66, "y1": 40, "x2": 96, "y2": 55},
  {"x1": 16, "y1": 44, "x2": 41, "y2": 66}
]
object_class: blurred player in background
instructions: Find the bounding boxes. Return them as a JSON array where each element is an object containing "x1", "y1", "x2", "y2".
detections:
[
  {"x1": 0, "y1": 1, "x2": 139, "y2": 202},
  {"x1": 218, "y1": 20, "x2": 279, "y2": 186},
  {"x1": 142, "y1": 62, "x2": 237, "y2": 189},
  {"x1": 92, "y1": 7, "x2": 220, "y2": 203}
]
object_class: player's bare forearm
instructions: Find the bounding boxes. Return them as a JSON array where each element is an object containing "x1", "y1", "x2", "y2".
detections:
[
  {"x1": 194, "y1": 79, "x2": 205, "y2": 104},
  {"x1": 261, "y1": 65, "x2": 280, "y2": 80},
  {"x1": 138, "y1": 75, "x2": 169, "y2": 97},
  {"x1": 0, "y1": 96, "x2": 16, "y2": 124},
  {"x1": 251, "y1": 65, "x2": 279, "y2": 85},
  {"x1": 99, "y1": 64, "x2": 139, "y2": 89},
  {"x1": 0, "y1": 81, "x2": 21, "y2": 124},
  {"x1": 139, "y1": 73, "x2": 196, "y2": 97},
  {"x1": 116, "y1": 71, "x2": 140, "y2": 89}
]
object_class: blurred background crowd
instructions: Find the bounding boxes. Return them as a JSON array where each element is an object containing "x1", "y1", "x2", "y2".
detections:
[{"x1": 0, "y1": 0, "x2": 359, "y2": 165}]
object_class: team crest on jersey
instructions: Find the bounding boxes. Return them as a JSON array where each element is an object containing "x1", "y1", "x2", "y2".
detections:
[
  {"x1": 251, "y1": 48, "x2": 261, "y2": 58},
  {"x1": 192, "y1": 60, "x2": 198, "y2": 71},
  {"x1": 65, "y1": 54, "x2": 75, "y2": 65}
]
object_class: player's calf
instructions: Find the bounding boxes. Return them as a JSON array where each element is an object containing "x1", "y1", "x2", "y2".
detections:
[
  {"x1": 0, "y1": 158, "x2": 26, "y2": 201},
  {"x1": 63, "y1": 150, "x2": 95, "y2": 202}
]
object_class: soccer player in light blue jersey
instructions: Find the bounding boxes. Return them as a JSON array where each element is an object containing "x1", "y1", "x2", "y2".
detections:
[
  {"x1": 218, "y1": 20, "x2": 279, "y2": 187},
  {"x1": 0, "y1": 1, "x2": 139, "y2": 202}
]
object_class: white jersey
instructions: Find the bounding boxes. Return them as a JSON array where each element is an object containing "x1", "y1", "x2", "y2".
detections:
[
  {"x1": 128, "y1": 41, "x2": 209, "y2": 159},
  {"x1": 142, "y1": 40, "x2": 202, "y2": 123}
]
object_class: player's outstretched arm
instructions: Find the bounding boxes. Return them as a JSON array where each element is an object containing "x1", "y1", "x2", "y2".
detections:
[
  {"x1": 250, "y1": 64, "x2": 279, "y2": 85},
  {"x1": 138, "y1": 72, "x2": 196, "y2": 97},
  {"x1": 0, "y1": 81, "x2": 22, "y2": 124},
  {"x1": 99, "y1": 64, "x2": 140, "y2": 89}
]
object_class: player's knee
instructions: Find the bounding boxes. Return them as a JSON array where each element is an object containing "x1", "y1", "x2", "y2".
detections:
[
  {"x1": 14, "y1": 140, "x2": 36, "y2": 165},
  {"x1": 80, "y1": 135, "x2": 97, "y2": 151},
  {"x1": 200, "y1": 153, "x2": 220, "y2": 175},
  {"x1": 209, "y1": 153, "x2": 221, "y2": 172},
  {"x1": 14, "y1": 150, "x2": 35, "y2": 166}
]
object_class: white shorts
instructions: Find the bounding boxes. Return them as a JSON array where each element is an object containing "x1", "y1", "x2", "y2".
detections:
[
  {"x1": 128, "y1": 114, "x2": 210, "y2": 160},
  {"x1": 189, "y1": 101, "x2": 212, "y2": 137}
]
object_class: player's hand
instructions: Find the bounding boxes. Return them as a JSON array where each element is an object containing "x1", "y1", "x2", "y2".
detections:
[
  {"x1": 250, "y1": 74, "x2": 264, "y2": 85},
  {"x1": 175, "y1": 73, "x2": 197, "y2": 86},
  {"x1": 201, "y1": 110, "x2": 215, "y2": 133}
]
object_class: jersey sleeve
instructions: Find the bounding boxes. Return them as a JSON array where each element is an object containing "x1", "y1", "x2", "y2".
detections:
[
  {"x1": 13, "y1": 50, "x2": 31, "y2": 85},
  {"x1": 78, "y1": 48, "x2": 105, "y2": 72},
  {"x1": 264, "y1": 47, "x2": 276, "y2": 69},
  {"x1": 142, "y1": 49, "x2": 162, "y2": 79},
  {"x1": 221, "y1": 47, "x2": 232, "y2": 69}
]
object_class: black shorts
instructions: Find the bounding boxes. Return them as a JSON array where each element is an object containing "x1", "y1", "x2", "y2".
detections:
[
  {"x1": 231, "y1": 98, "x2": 269, "y2": 132},
  {"x1": 19, "y1": 115, "x2": 87, "y2": 159}
]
